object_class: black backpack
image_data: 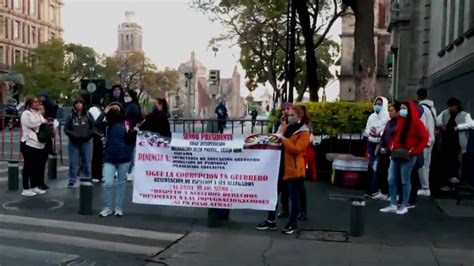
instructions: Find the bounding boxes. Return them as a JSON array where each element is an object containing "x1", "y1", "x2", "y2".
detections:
[{"x1": 37, "y1": 123, "x2": 54, "y2": 143}]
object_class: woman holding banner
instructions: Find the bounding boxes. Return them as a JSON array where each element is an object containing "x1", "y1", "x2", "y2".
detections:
[{"x1": 257, "y1": 105, "x2": 311, "y2": 235}]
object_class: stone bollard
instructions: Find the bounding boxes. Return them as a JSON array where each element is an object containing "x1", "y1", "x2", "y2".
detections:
[
  {"x1": 78, "y1": 178, "x2": 93, "y2": 215},
  {"x1": 349, "y1": 199, "x2": 366, "y2": 237},
  {"x1": 8, "y1": 161, "x2": 19, "y2": 191},
  {"x1": 48, "y1": 155, "x2": 57, "y2": 180}
]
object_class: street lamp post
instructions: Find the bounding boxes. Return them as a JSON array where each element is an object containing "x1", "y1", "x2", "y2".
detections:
[{"x1": 184, "y1": 72, "x2": 193, "y2": 119}]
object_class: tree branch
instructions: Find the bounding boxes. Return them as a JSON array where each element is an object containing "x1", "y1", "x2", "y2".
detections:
[{"x1": 314, "y1": 1, "x2": 345, "y2": 48}]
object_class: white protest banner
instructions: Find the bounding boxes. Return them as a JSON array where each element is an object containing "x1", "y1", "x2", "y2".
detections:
[
  {"x1": 170, "y1": 132, "x2": 245, "y2": 150},
  {"x1": 133, "y1": 132, "x2": 281, "y2": 211}
]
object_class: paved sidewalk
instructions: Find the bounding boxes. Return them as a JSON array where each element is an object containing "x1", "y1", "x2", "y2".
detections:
[
  {"x1": 1, "y1": 172, "x2": 473, "y2": 265},
  {"x1": 148, "y1": 231, "x2": 474, "y2": 266}
]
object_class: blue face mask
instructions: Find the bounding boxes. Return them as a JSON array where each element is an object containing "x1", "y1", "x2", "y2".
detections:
[
  {"x1": 374, "y1": 104, "x2": 382, "y2": 114},
  {"x1": 152, "y1": 105, "x2": 159, "y2": 113},
  {"x1": 400, "y1": 109, "x2": 408, "y2": 118},
  {"x1": 113, "y1": 91, "x2": 121, "y2": 99}
]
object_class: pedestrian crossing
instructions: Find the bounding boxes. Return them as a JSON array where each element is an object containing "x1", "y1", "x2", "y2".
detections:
[{"x1": 0, "y1": 213, "x2": 185, "y2": 263}]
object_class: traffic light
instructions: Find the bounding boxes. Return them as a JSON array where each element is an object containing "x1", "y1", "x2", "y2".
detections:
[{"x1": 209, "y1": 70, "x2": 220, "y2": 81}]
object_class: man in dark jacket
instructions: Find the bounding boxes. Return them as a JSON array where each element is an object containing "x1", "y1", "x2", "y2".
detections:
[
  {"x1": 38, "y1": 92, "x2": 58, "y2": 119},
  {"x1": 215, "y1": 100, "x2": 228, "y2": 133},
  {"x1": 64, "y1": 97, "x2": 95, "y2": 188}
]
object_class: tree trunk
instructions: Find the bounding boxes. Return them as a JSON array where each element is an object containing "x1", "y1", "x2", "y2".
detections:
[
  {"x1": 288, "y1": 0, "x2": 297, "y2": 103},
  {"x1": 295, "y1": 0, "x2": 320, "y2": 102},
  {"x1": 346, "y1": 0, "x2": 376, "y2": 101}
]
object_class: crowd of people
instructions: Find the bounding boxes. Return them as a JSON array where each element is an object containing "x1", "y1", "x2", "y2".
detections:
[
  {"x1": 362, "y1": 89, "x2": 474, "y2": 215},
  {"x1": 19, "y1": 85, "x2": 172, "y2": 217},
  {"x1": 18, "y1": 86, "x2": 474, "y2": 227}
]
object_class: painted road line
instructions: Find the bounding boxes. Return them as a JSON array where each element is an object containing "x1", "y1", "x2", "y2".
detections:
[
  {"x1": 0, "y1": 244, "x2": 79, "y2": 264},
  {"x1": 0, "y1": 214, "x2": 184, "y2": 242},
  {"x1": 0, "y1": 228, "x2": 161, "y2": 256}
]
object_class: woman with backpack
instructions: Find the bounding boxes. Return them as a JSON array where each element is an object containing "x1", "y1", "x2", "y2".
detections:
[
  {"x1": 380, "y1": 101, "x2": 429, "y2": 215},
  {"x1": 20, "y1": 96, "x2": 48, "y2": 196},
  {"x1": 95, "y1": 102, "x2": 137, "y2": 217}
]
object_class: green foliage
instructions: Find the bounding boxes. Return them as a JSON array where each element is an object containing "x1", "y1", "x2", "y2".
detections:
[
  {"x1": 302, "y1": 101, "x2": 373, "y2": 135},
  {"x1": 13, "y1": 38, "x2": 71, "y2": 98},
  {"x1": 192, "y1": 0, "x2": 343, "y2": 101},
  {"x1": 266, "y1": 101, "x2": 373, "y2": 135}
]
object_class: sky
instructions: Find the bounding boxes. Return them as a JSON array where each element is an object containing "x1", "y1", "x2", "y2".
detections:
[{"x1": 62, "y1": 0, "x2": 341, "y2": 100}]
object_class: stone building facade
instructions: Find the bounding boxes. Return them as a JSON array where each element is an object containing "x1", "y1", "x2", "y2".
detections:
[
  {"x1": 390, "y1": 0, "x2": 474, "y2": 113},
  {"x1": 0, "y1": 0, "x2": 62, "y2": 104},
  {"x1": 116, "y1": 11, "x2": 142, "y2": 55},
  {"x1": 339, "y1": 0, "x2": 392, "y2": 101}
]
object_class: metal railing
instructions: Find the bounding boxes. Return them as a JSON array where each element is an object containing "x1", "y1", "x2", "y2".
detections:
[
  {"x1": 1, "y1": 115, "x2": 366, "y2": 162},
  {"x1": 169, "y1": 118, "x2": 367, "y2": 155},
  {"x1": 0, "y1": 115, "x2": 64, "y2": 163}
]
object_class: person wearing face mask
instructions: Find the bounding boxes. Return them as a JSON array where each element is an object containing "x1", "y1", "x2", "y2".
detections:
[
  {"x1": 273, "y1": 102, "x2": 293, "y2": 219},
  {"x1": 380, "y1": 101, "x2": 429, "y2": 215},
  {"x1": 436, "y1": 98, "x2": 474, "y2": 191},
  {"x1": 139, "y1": 98, "x2": 171, "y2": 137},
  {"x1": 373, "y1": 102, "x2": 401, "y2": 201},
  {"x1": 110, "y1": 85, "x2": 124, "y2": 105},
  {"x1": 257, "y1": 105, "x2": 311, "y2": 235},
  {"x1": 95, "y1": 102, "x2": 137, "y2": 217},
  {"x1": 363, "y1": 97, "x2": 390, "y2": 198}
]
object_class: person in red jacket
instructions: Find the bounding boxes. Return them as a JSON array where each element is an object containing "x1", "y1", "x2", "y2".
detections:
[{"x1": 380, "y1": 101, "x2": 429, "y2": 215}]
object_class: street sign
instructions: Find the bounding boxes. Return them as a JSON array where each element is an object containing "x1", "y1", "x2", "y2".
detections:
[{"x1": 87, "y1": 82, "x2": 97, "y2": 93}]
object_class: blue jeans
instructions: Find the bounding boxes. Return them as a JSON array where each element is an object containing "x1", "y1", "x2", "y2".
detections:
[
  {"x1": 128, "y1": 147, "x2": 136, "y2": 174},
  {"x1": 388, "y1": 156, "x2": 417, "y2": 207},
  {"x1": 68, "y1": 141, "x2": 92, "y2": 183},
  {"x1": 103, "y1": 162, "x2": 130, "y2": 210},
  {"x1": 368, "y1": 142, "x2": 379, "y2": 194}
]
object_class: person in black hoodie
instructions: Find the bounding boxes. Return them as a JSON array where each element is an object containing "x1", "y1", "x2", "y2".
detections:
[
  {"x1": 64, "y1": 97, "x2": 95, "y2": 188},
  {"x1": 96, "y1": 102, "x2": 136, "y2": 217},
  {"x1": 139, "y1": 98, "x2": 171, "y2": 137}
]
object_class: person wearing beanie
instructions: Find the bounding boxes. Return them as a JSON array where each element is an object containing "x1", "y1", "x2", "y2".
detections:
[
  {"x1": 436, "y1": 97, "x2": 474, "y2": 191},
  {"x1": 38, "y1": 91, "x2": 58, "y2": 119},
  {"x1": 64, "y1": 97, "x2": 95, "y2": 188}
]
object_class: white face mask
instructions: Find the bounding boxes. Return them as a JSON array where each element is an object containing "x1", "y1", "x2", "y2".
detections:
[{"x1": 124, "y1": 97, "x2": 132, "y2": 103}]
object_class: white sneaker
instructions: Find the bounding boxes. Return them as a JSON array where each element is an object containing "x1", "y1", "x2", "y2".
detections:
[
  {"x1": 380, "y1": 205, "x2": 398, "y2": 213},
  {"x1": 126, "y1": 173, "x2": 133, "y2": 182},
  {"x1": 449, "y1": 177, "x2": 461, "y2": 184},
  {"x1": 114, "y1": 208, "x2": 124, "y2": 217},
  {"x1": 372, "y1": 193, "x2": 389, "y2": 201},
  {"x1": 396, "y1": 207, "x2": 409, "y2": 215},
  {"x1": 21, "y1": 189, "x2": 37, "y2": 197},
  {"x1": 92, "y1": 179, "x2": 100, "y2": 183},
  {"x1": 33, "y1": 187, "x2": 46, "y2": 195},
  {"x1": 99, "y1": 208, "x2": 113, "y2": 217},
  {"x1": 417, "y1": 189, "x2": 431, "y2": 197}
]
